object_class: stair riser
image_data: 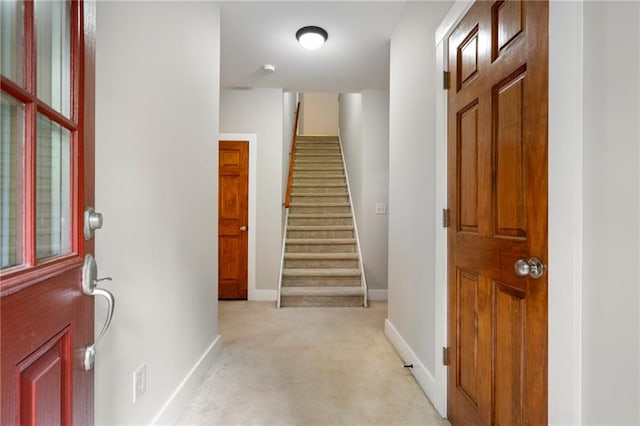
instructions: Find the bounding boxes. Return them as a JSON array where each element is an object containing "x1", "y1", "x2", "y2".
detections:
[
  {"x1": 285, "y1": 243, "x2": 356, "y2": 253},
  {"x1": 295, "y1": 156, "x2": 342, "y2": 162},
  {"x1": 288, "y1": 217, "x2": 353, "y2": 226},
  {"x1": 289, "y1": 206, "x2": 350, "y2": 214},
  {"x1": 293, "y1": 170, "x2": 345, "y2": 177},
  {"x1": 292, "y1": 186, "x2": 347, "y2": 194},
  {"x1": 296, "y1": 136, "x2": 339, "y2": 142},
  {"x1": 296, "y1": 142, "x2": 340, "y2": 147},
  {"x1": 283, "y1": 258, "x2": 359, "y2": 269},
  {"x1": 296, "y1": 146, "x2": 340, "y2": 151},
  {"x1": 287, "y1": 230, "x2": 354, "y2": 239},
  {"x1": 292, "y1": 178, "x2": 346, "y2": 185},
  {"x1": 293, "y1": 165, "x2": 344, "y2": 177},
  {"x1": 282, "y1": 276, "x2": 361, "y2": 287},
  {"x1": 280, "y1": 295, "x2": 363, "y2": 308},
  {"x1": 295, "y1": 151, "x2": 342, "y2": 156},
  {"x1": 290, "y1": 195, "x2": 349, "y2": 204}
]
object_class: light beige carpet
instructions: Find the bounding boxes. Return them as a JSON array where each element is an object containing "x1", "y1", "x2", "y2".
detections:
[{"x1": 175, "y1": 302, "x2": 449, "y2": 426}]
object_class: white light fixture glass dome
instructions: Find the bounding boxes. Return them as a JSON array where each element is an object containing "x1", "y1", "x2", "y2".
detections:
[{"x1": 296, "y1": 26, "x2": 328, "y2": 50}]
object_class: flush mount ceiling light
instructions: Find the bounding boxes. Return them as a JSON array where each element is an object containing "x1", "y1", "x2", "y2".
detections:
[{"x1": 296, "y1": 26, "x2": 328, "y2": 50}]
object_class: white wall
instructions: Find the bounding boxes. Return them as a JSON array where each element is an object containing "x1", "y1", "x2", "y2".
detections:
[
  {"x1": 386, "y1": 1, "x2": 452, "y2": 406},
  {"x1": 301, "y1": 92, "x2": 339, "y2": 135},
  {"x1": 95, "y1": 2, "x2": 221, "y2": 424},
  {"x1": 220, "y1": 89, "x2": 284, "y2": 295},
  {"x1": 581, "y1": 2, "x2": 640, "y2": 423},
  {"x1": 339, "y1": 91, "x2": 389, "y2": 293},
  {"x1": 339, "y1": 93, "x2": 363, "y2": 217}
]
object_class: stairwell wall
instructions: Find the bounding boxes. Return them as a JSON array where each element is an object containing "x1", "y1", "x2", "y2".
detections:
[
  {"x1": 301, "y1": 92, "x2": 339, "y2": 135},
  {"x1": 339, "y1": 91, "x2": 389, "y2": 295},
  {"x1": 220, "y1": 89, "x2": 284, "y2": 295}
]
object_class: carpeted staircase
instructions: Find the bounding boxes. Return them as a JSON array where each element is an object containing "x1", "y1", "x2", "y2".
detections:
[{"x1": 279, "y1": 135, "x2": 367, "y2": 308}]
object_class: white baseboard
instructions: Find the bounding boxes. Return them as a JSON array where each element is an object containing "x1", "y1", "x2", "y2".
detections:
[
  {"x1": 385, "y1": 319, "x2": 444, "y2": 418},
  {"x1": 367, "y1": 289, "x2": 388, "y2": 301},
  {"x1": 151, "y1": 335, "x2": 223, "y2": 425},
  {"x1": 249, "y1": 289, "x2": 278, "y2": 301}
]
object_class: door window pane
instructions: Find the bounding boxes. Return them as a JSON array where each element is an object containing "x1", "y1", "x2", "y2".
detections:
[
  {"x1": 35, "y1": 0, "x2": 71, "y2": 117},
  {"x1": 1, "y1": 1, "x2": 25, "y2": 86},
  {"x1": 1, "y1": 94, "x2": 25, "y2": 269},
  {"x1": 36, "y1": 114, "x2": 71, "y2": 260}
]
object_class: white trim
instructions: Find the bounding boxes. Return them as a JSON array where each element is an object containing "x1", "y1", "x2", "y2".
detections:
[
  {"x1": 385, "y1": 319, "x2": 438, "y2": 412},
  {"x1": 277, "y1": 209, "x2": 289, "y2": 308},
  {"x1": 434, "y1": 2, "x2": 585, "y2": 424},
  {"x1": 218, "y1": 133, "x2": 258, "y2": 301},
  {"x1": 432, "y1": 0, "x2": 476, "y2": 417},
  {"x1": 150, "y1": 335, "x2": 223, "y2": 425},
  {"x1": 367, "y1": 289, "x2": 388, "y2": 301},
  {"x1": 548, "y1": 3, "x2": 584, "y2": 424},
  {"x1": 432, "y1": 36, "x2": 448, "y2": 419},
  {"x1": 337, "y1": 134, "x2": 368, "y2": 308},
  {"x1": 435, "y1": 0, "x2": 473, "y2": 45},
  {"x1": 251, "y1": 289, "x2": 278, "y2": 302}
]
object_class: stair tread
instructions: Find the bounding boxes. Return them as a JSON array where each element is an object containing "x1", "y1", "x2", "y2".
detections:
[
  {"x1": 284, "y1": 253, "x2": 358, "y2": 259},
  {"x1": 293, "y1": 173, "x2": 345, "y2": 176},
  {"x1": 295, "y1": 158, "x2": 342, "y2": 161},
  {"x1": 283, "y1": 268, "x2": 361, "y2": 276},
  {"x1": 291, "y1": 193, "x2": 348, "y2": 197},
  {"x1": 288, "y1": 213, "x2": 352, "y2": 218},
  {"x1": 287, "y1": 225, "x2": 353, "y2": 230},
  {"x1": 280, "y1": 286, "x2": 364, "y2": 296},
  {"x1": 292, "y1": 183, "x2": 346, "y2": 187},
  {"x1": 286, "y1": 238, "x2": 356, "y2": 244},
  {"x1": 289, "y1": 202, "x2": 350, "y2": 206},
  {"x1": 296, "y1": 155, "x2": 342, "y2": 158}
]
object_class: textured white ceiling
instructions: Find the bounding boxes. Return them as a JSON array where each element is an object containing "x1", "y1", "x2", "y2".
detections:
[{"x1": 220, "y1": 2, "x2": 408, "y2": 92}]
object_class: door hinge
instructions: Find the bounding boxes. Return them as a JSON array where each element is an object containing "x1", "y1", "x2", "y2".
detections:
[
  {"x1": 442, "y1": 346, "x2": 450, "y2": 366},
  {"x1": 443, "y1": 71, "x2": 450, "y2": 90},
  {"x1": 442, "y1": 208, "x2": 450, "y2": 228}
]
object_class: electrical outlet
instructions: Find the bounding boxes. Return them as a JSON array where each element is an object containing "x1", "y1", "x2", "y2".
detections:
[
  {"x1": 133, "y1": 363, "x2": 146, "y2": 404},
  {"x1": 375, "y1": 203, "x2": 386, "y2": 215}
]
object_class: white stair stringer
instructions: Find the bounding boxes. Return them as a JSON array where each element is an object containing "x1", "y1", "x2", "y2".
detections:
[{"x1": 278, "y1": 135, "x2": 368, "y2": 308}]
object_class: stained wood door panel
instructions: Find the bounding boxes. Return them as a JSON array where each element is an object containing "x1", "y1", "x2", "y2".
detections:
[
  {"x1": 447, "y1": 1, "x2": 548, "y2": 425},
  {"x1": 218, "y1": 141, "x2": 248, "y2": 300},
  {"x1": 493, "y1": 0, "x2": 525, "y2": 60},
  {"x1": 458, "y1": 102, "x2": 480, "y2": 232}
]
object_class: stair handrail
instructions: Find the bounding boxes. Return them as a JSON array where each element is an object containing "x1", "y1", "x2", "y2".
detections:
[
  {"x1": 284, "y1": 102, "x2": 301, "y2": 208},
  {"x1": 337, "y1": 132, "x2": 368, "y2": 308}
]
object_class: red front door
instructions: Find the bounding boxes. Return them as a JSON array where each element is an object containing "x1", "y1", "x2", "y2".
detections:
[{"x1": 1, "y1": 1, "x2": 96, "y2": 424}]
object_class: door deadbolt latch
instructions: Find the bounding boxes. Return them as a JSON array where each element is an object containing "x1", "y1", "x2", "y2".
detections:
[{"x1": 84, "y1": 207, "x2": 103, "y2": 240}]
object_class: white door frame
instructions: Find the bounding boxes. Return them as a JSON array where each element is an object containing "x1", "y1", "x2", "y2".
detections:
[{"x1": 434, "y1": 2, "x2": 584, "y2": 423}]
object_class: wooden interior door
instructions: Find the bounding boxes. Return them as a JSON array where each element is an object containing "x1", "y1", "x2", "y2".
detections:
[
  {"x1": 446, "y1": 1, "x2": 548, "y2": 425},
  {"x1": 218, "y1": 140, "x2": 249, "y2": 299},
  {"x1": 1, "y1": 1, "x2": 96, "y2": 424}
]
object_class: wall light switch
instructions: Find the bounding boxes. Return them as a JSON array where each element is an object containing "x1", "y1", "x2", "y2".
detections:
[{"x1": 375, "y1": 203, "x2": 386, "y2": 215}]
